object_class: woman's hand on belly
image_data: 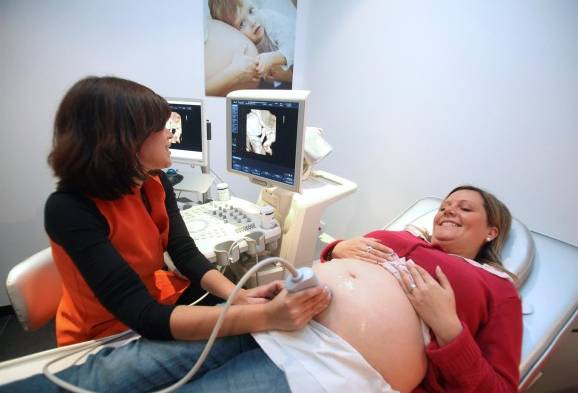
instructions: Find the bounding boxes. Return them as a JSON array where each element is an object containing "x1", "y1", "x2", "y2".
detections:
[
  {"x1": 397, "y1": 262, "x2": 463, "y2": 346},
  {"x1": 332, "y1": 237, "x2": 396, "y2": 264}
]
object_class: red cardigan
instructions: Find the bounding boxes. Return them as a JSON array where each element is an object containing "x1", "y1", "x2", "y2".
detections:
[{"x1": 321, "y1": 231, "x2": 522, "y2": 393}]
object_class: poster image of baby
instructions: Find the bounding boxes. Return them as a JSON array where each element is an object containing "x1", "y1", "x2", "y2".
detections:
[
  {"x1": 246, "y1": 109, "x2": 276, "y2": 155},
  {"x1": 166, "y1": 112, "x2": 183, "y2": 144},
  {"x1": 205, "y1": 0, "x2": 297, "y2": 97}
]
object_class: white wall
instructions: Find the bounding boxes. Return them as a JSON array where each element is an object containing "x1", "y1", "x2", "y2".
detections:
[
  {"x1": 1, "y1": 0, "x2": 577, "y2": 306},
  {"x1": 300, "y1": 0, "x2": 578, "y2": 247},
  {"x1": 0, "y1": 0, "x2": 207, "y2": 306}
]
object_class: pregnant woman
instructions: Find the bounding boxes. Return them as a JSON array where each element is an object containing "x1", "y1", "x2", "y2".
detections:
[{"x1": 317, "y1": 185, "x2": 522, "y2": 393}]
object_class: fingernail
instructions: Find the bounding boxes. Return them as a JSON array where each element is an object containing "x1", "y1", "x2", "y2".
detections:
[{"x1": 407, "y1": 259, "x2": 415, "y2": 267}]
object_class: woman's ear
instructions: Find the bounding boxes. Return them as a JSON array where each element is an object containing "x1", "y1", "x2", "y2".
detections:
[{"x1": 486, "y1": 227, "x2": 499, "y2": 242}]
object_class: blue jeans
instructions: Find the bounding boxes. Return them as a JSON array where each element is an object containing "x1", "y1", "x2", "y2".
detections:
[{"x1": 0, "y1": 335, "x2": 291, "y2": 392}]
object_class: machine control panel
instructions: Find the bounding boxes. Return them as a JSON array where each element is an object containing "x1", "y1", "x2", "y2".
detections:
[{"x1": 180, "y1": 197, "x2": 281, "y2": 262}]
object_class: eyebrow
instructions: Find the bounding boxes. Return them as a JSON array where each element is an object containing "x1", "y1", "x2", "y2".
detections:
[{"x1": 442, "y1": 199, "x2": 477, "y2": 206}]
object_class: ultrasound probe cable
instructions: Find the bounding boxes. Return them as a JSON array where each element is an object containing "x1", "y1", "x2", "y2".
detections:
[{"x1": 43, "y1": 256, "x2": 320, "y2": 393}]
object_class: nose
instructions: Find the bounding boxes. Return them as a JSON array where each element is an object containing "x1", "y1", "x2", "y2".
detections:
[{"x1": 443, "y1": 204, "x2": 456, "y2": 216}]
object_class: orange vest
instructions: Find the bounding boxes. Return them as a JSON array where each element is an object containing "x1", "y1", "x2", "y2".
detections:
[{"x1": 52, "y1": 176, "x2": 189, "y2": 346}]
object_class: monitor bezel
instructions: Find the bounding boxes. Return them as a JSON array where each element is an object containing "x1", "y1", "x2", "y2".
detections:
[
  {"x1": 226, "y1": 90, "x2": 308, "y2": 193},
  {"x1": 165, "y1": 97, "x2": 208, "y2": 168}
]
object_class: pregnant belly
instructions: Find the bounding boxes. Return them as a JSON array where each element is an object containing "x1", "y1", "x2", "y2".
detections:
[{"x1": 313, "y1": 259, "x2": 427, "y2": 393}]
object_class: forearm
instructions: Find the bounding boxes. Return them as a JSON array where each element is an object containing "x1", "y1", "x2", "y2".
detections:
[
  {"x1": 200, "y1": 269, "x2": 237, "y2": 300},
  {"x1": 169, "y1": 303, "x2": 270, "y2": 341}
]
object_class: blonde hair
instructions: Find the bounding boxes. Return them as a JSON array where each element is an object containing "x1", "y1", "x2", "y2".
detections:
[{"x1": 209, "y1": 0, "x2": 242, "y2": 25}]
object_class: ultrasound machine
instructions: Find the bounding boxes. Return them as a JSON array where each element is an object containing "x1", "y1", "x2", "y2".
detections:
[{"x1": 165, "y1": 90, "x2": 356, "y2": 285}]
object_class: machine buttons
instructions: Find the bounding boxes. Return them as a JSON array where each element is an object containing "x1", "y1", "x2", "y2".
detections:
[{"x1": 180, "y1": 200, "x2": 279, "y2": 260}]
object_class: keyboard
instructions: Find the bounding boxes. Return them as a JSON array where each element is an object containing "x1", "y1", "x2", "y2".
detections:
[{"x1": 180, "y1": 197, "x2": 281, "y2": 262}]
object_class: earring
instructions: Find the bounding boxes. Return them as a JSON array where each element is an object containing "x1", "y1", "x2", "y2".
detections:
[{"x1": 486, "y1": 237, "x2": 492, "y2": 242}]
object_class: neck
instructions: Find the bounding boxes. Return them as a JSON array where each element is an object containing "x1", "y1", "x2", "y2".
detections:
[{"x1": 433, "y1": 240, "x2": 478, "y2": 260}]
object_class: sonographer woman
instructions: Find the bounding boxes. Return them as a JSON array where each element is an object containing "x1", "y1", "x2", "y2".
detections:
[{"x1": 42, "y1": 76, "x2": 330, "y2": 346}]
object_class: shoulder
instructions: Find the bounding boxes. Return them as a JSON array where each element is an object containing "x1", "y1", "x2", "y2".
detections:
[
  {"x1": 46, "y1": 190, "x2": 99, "y2": 216},
  {"x1": 487, "y1": 272, "x2": 520, "y2": 302},
  {"x1": 45, "y1": 191, "x2": 107, "y2": 235},
  {"x1": 462, "y1": 258, "x2": 517, "y2": 285},
  {"x1": 460, "y1": 258, "x2": 520, "y2": 304}
]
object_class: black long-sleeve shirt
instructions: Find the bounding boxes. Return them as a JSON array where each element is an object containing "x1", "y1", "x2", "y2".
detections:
[{"x1": 45, "y1": 172, "x2": 215, "y2": 340}]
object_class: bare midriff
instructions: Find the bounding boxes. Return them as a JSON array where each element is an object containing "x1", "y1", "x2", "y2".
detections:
[{"x1": 313, "y1": 259, "x2": 427, "y2": 393}]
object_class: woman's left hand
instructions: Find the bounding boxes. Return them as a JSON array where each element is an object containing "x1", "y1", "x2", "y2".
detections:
[
  {"x1": 396, "y1": 262, "x2": 463, "y2": 346},
  {"x1": 234, "y1": 280, "x2": 284, "y2": 305}
]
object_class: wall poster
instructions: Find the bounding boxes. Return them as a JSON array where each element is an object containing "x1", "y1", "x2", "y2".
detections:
[{"x1": 204, "y1": 0, "x2": 297, "y2": 97}]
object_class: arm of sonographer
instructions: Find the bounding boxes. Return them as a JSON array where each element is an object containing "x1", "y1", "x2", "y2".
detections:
[{"x1": 169, "y1": 285, "x2": 331, "y2": 339}]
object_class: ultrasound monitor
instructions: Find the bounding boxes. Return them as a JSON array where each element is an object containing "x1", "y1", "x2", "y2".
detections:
[
  {"x1": 226, "y1": 90, "x2": 309, "y2": 193},
  {"x1": 165, "y1": 98, "x2": 208, "y2": 167}
]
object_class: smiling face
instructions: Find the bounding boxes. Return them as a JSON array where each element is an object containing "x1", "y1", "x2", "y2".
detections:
[
  {"x1": 233, "y1": 0, "x2": 265, "y2": 44},
  {"x1": 431, "y1": 189, "x2": 498, "y2": 259},
  {"x1": 138, "y1": 127, "x2": 173, "y2": 171}
]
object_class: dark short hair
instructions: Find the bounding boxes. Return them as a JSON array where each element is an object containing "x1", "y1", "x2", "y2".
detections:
[{"x1": 48, "y1": 76, "x2": 170, "y2": 199}]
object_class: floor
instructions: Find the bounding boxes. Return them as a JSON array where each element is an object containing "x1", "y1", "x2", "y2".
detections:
[{"x1": 0, "y1": 314, "x2": 56, "y2": 362}]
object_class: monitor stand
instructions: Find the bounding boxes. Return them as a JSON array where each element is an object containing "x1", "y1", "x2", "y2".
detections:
[{"x1": 255, "y1": 170, "x2": 357, "y2": 283}]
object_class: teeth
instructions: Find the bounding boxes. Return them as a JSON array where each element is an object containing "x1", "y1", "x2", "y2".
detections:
[{"x1": 441, "y1": 222, "x2": 458, "y2": 227}]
